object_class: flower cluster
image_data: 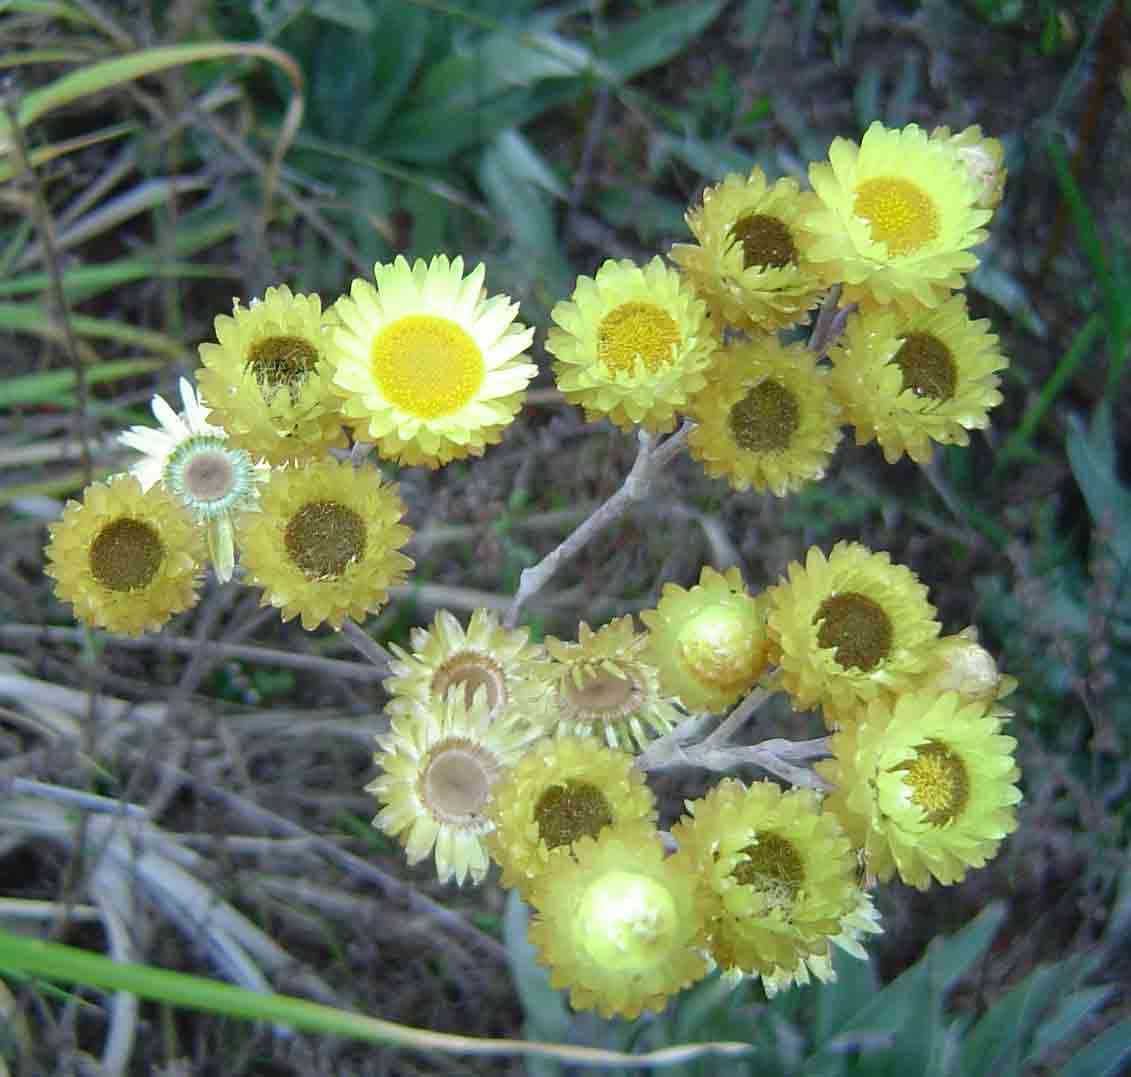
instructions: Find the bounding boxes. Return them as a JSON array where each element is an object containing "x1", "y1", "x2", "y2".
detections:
[{"x1": 41, "y1": 122, "x2": 1021, "y2": 1024}]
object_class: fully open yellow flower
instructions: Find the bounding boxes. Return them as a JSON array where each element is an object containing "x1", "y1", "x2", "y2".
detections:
[
  {"x1": 197, "y1": 285, "x2": 346, "y2": 464},
  {"x1": 45, "y1": 475, "x2": 203, "y2": 636},
  {"x1": 670, "y1": 169, "x2": 827, "y2": 331},
  {"x1": 547, "y1": 257, "x2": 716, "y2": 432},
  {"x1": 802, "y1": 122, "x2": 991, "y2": 312},
  {"x1": 818, "y1": 691, "x2": 1022, "y2": 889},
  {"x1": 236, "y1": 458, "x2": 412, "y2": 630},
  {"x1": 828, "y1": 297, "x2": 1006, "y2": 464},
  {"x1": 641, "y1": 565, "x2": 768, "y2": 713},
  {"x1": 688, "y1": 336, "x2": 843, "y2": 495},
  {"x1": 329, "y1": 255, "x2": 536, "y2": 468},
  {"x1": 528, "y1": 822, "x2": 709, "y2": 1019},
  {"x1": 486, "y1": 735, "x2": 656, "y2": 898}
]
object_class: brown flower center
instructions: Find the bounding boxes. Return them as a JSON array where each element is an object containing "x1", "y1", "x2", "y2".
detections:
[
  {"x1": 284, "y1": 500, "x2": 366, "y2": 579},
  {"x1": 89, "y1": 517, "x2": 164, "y2": 592},
  {"x1": 246, "y1": 335, "x2": 319, "y2": 394},
  {"x1": 729, "y1": 213, "x2": 797, "y2": 270},
  {"x1": 733, "y1": 831, "x2": 804, "y2": 911},
  {"x1": 898, "y1": 739, "x2": 968, "y2": 826},
  {"x1": 533, "y1": 780, "x2": 614, "y2": 850},
  {"x1": 420, "y1": 737, "x2": 497, "y2": 825},
  {"x1": 182, "y1": 449, "x2": 236, "y2": 503},
  {"x1": 431, "y1": 651, "x2": 507, "y2": 717},
  {"x1": 729, "y1": 380, "x2": 800, "y2": 453},
  {"x1": 893, "y1": 332, "x2": 957, "y2": 401},
  {"x1": 562, "y1": 667, "x2": 642, "y2": 719},
  {"x1": 815, "y1": 592, "x2": 893, "y2": 671}
]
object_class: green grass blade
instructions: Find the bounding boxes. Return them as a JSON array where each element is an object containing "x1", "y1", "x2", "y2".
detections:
[
  {"x1": 0, "y1": 302, "x2": 187, "y2": 358},
  {"x1": 0, "y1": 358, "x2": 162, "y2": 408},
  {"x1": 0, "y1": 260, "x2": 238, "y2": 303}
]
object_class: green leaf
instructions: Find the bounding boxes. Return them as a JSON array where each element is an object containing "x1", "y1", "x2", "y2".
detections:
[
  {"x1": 600, "y1": 0, "x2": 727, "y2": 82},
  {"x1": 813, "y1": 948, "x2": 879, "y2": 1045},
  {"x1": 502, "y1": 889, "x2": 570, "y2": 1045},
  {"x1": 1058, "y1": 1018, "x2": 1131, "y2": 1077},
  {"x1": 1065, "y1": 403, "x2": 1131, "y2": 569},
  {"x1": 1026, "y1": 985, "x2": 1115, "y2": 1066},
  {"x1": 0, "y1": 359, "x2": 162, "y2": 409}
]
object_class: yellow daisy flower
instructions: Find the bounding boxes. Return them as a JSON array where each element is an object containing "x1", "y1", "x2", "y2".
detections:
[
  {"x1": 828, "y1": 297, "x2": 1007, "y2": 464},
  {"x1": 687, "y1": 336, "x2": 843, "y2": 495},
  {"x1": 546, "y1": 257, "x2": 717, "y2": 433},
  {"x1": 45, "y1": 475, "x2": 204, "y2": 636},
  {"x1": 197, "y1": 285, "x2": 347, "y2": 464},
  {"x1": 486, "y1": 735, "x2": 657, "y2": 898},
  {"x1": 765, "y1": 542, "x2": 941, "y2": 719},
  {"x1": 669, "y1": 779, "x2": 858, "y2": 978},
  {"x1": 640, "y1": 565, "x2": 769, "y2": 714},
  {"x1": 328, "y1": 254, "x2": 536, "y2": 468},
  {"x1": 545, "y1": 617, "x2": 682, "y2": 751},
  {"x1": 817, "y1": 691, "x2": 1022, "y2": 889},
  {"x1": 670, "y1": 169, "x2": 828, "y2": 331},
  {"x1": 802, "y1": 122, "x2": 991, "y2": 312},
  {"x1": 236, "y1": 458, "x2": 413, "y2": 631},
  {"x1": 367, "y1": 689, "x2": 538, "y2": 886},
  {"x1": 930, "y1": 124, "x2": 1007, "y2": 212},
  {"x1": 527, "y1": 822, "x2": 709, "y2": 1019},
  {"x1": 384, "y1": 607, "x2": 552, "y2": 727}
]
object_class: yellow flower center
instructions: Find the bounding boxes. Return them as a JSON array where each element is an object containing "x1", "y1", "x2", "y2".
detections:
[
  {"x1": 677, "y1": 606, "x2": 760, "y2": 690},
  {"x1": 597, "y1": 302, "x2": 680, "y2": 376},
  {"x1": 534, "y1": 780, "x2": 614, "y2": 850},
  {"x1": 729, "y1": 213, "x2": 797, "y2": 270},
  {"x1": 431, "y1": 651, "x2": 507, "y2": 717},
  {"x1": 247, "y1": 335, "x2": 319, "y2": 394},
  {"x1": 729, "y1": 380, "x2": 800, "y2": 453},
  {"x1": 371, "y1": 314, "x2": 484, "y2": 419},
  {"x1": 732, "y1": 831, "x2": 804, "y2": 912},
  {"x1": 815, "y1": 592, "x2": 893, "y2": 671},
  {"x1": 893, "y1": 332, "x2": 957, "y2": 401},
  {"x1": 89, "y1": 517, "x2": 164, "y2": 592},
  {"x1": 575, "y1": 870, "x2": 679, "y2": 973},
  {"x1": 563, "y1": 666, "x2": 642, "y2": 720},
  {"x1": 284, "y1": 500, "x2": 366, "y2": 579},
  {"x1": 420, "y1": 736, "x2": 497, "y2": 825},
  {"x1": 899, "y1": 740, "x2": 969, "y2": 826},
  {"x1": 853, "y1": 177, "x2": 940, "y2": 256}
]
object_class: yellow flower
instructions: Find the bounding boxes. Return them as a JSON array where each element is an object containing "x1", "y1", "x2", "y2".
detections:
[
  {"x1": 45, "y1": 475, "x2": 204, "y2": 636},
  {"x1": 486, "y1": 736, "x2": 657, "y2": 898},
  {"x1": 547, "y1": 257, "x2": 716, "y2": 432},
  {"x1": 802, "y1": 122, "x2": 991, "y2": 312},
  {"x1": 817, "y1": 691, "x2": 1022, "y2": 889},
  {"x1": 670, "y1": 779, "x2": 858, "y2": 978},
  {"x1": 328, "y1": 255, "x2": 536, "y2": 468},
  {"x1": 545, "y1": 617, "x2": 681, "y2": 751},
  {"x1": 765, "y1": 542, "x2": 940, "y2": 719},
  {"x1": 687, "y1": 336, "x2": 843, "y2": 495},
  {"x1": 640, "y1": 565, "x2": 769, "y2": 713},
  {"x1": 384, "y1": 607, "x2": 552, "y2": 727},
  {"x1": 527, "y1": 822, "x2": 709, "y2": 1019},
  {"x1": 828, "y1": 297, "x2": 1007, "y2": 464},
  {"x1": 236, "y1": 458, "x2": 413, "y2": 631},
  {"x1": 670, "y1": 169, "x2": 828, "y2": 331},
  {"x1": 930, "y1": 124, "x2": 1007, "y2": 212},
  {"x1": 366, "y1": 689, "x2": 537, "y2": 886},
  {"x1": 197, "y1": 285, "x2": 347, "y2": 464}
]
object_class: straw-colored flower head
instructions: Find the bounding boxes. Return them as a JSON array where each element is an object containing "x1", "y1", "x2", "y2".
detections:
[
  {"x1": 236, "y1": 458, "x2": 413, "y2": 631},
  {"x1": 670, "y1": 779, "x2": 858, "y2": 978},
  {"x1": 670, "y1": 169, "x2": 828, "y2": 331},
  {"x1": 328, "y1": 255, "x2": 536, "y2": 468},
  {"x1": 930, "y1": 124, "x2": 1006, "y2": 211},
  {"x1": 45, "y1": 475, "x2": 204, "y2": 636},
  {"x1": 802, "y1": 122, "x2": 991, "y2": 312},
  {"x1": 527, "y1": 822, "x2": 709, "y2": 1019},
  {"x1": 197, "y1": 285, "x2": 347, "y2": 464},
  {"x1": 119, "y1": 377, "x2": 267, "y2": 582},
  {"x1": 384, "y1": 607, "x2": 553, "y2": 728},
  {"x1": 545, "y1": 617, "x2": 682, "y2": 752},
  {"x1": 765, "y1": 542, "x2": 941, "y2": 719},
  {"x1": 912, "y1": 627, "x2": 1017, "y2": 715},
  {"x1": 641, "y1": 566, "x2": 769, "y2": 713},
  {"x1": 367, "y1": 689, "x2": 538, "y2": 886},
  {"x1": 687, "y1": 336, "x2": 843, "y2": 495},
  {"x1": 486, "y1": 736, "x2": 656, "y2": 897},
  {"x1": 828, "y1": 297, "x2": 1006, "y2": 464},
  {"x1": 817, "y1": 691, "x2": 1022, "y2": 889},
  {"x1": 547, "y1": 257, "x2": 717, "y2": 433}
]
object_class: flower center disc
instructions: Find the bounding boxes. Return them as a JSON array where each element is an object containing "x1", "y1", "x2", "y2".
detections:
[
  {"x1": 732, "y1": 831, "x2": 804, "y2": 912},
  {"x1": 899, "y1": 739, "x2": 969, "y2": 826},
  {"x1": 678, "y1": 607, "x2": 757, "y2": 689},
  {"x1": 564, "y1": 668, "x2": 641, "y2": 719},
  {"x1": 729, "y1": 213, "x2": 797, "y2": 270},
  {"x1": 853, "y1": 177, "x2": 940, "y2": 256},
  {"x1": 284, "y1": 500, "x2": 366, "y2": 579},
  {"x1": 247, "y1": 335, "x2": 319, "y2": 394},
  {"x1": 181, "y1": 448, "x2": 236, "y2": 503},
  {"x1": 597, "y1": 302, "x2": 680, "y2": 376},
  {"x1": 534, "y1": 780, "x2": 614, "y2": 850},
  {"x1": 89, "y1": 517, "x2": 164, "y2": 592},
  {"x1": 431, "y1": 651, "x2": 506, "y2": 716},
  {"x1": 729, "y1": 380, "x2": 800, "y2": 453},
  {"x1": 371, "y1": 314, "x2": 485, "y2": 419},
  {"x1": 576, "y1": 871, "x2": 678, "y2": 973},
  {"x1": 815, "y1": 591, "x2": 893, "y2": 671},
  {"x1": 893, "y1": 332, "x2": 957, "y2": 400},
  {"x1": 421, "y1": 737, "x2": 495, "y2": 825}
]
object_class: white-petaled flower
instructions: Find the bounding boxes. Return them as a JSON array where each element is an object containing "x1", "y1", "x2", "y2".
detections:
[{"x1": 119, "y1": 377, "x2": 267, "y2": 582}]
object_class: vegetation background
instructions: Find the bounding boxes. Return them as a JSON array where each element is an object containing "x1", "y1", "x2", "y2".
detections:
[{"x1": 0, "y1": 0, "x2": 1129, "y2": 1073}]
